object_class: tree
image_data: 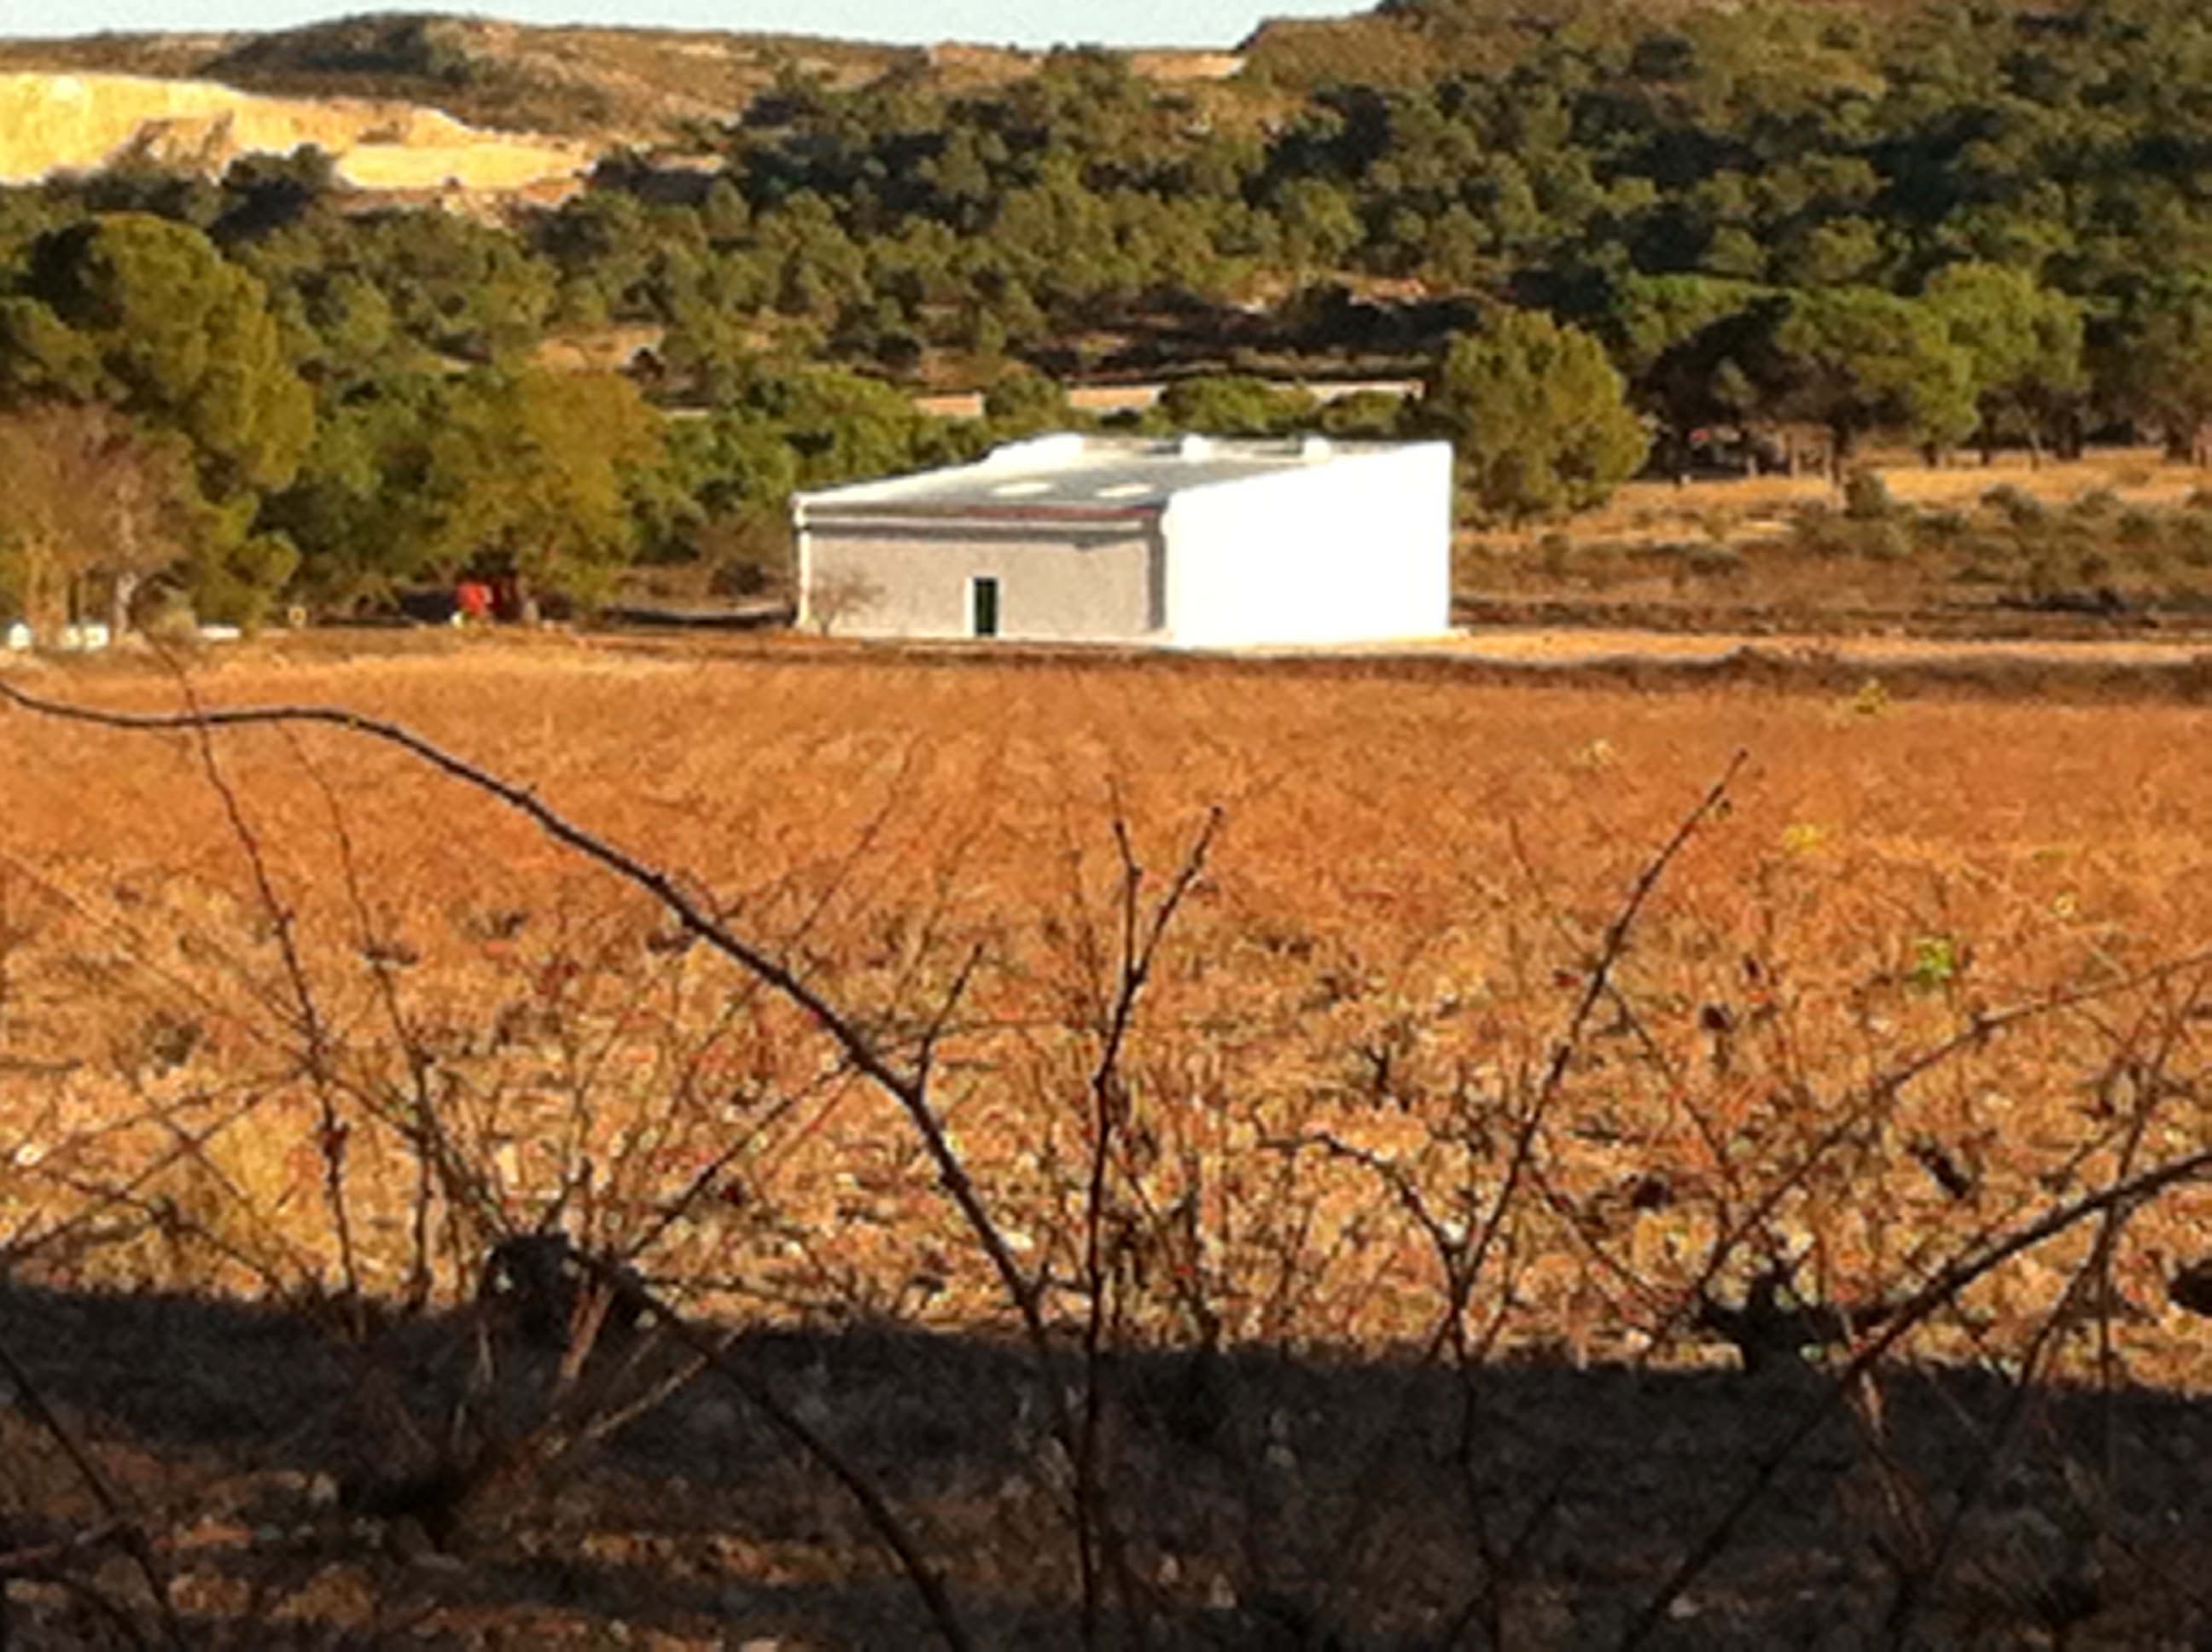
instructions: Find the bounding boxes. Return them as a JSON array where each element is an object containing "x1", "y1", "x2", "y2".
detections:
[
  {"x1": 738, "y1": 363, "x2": 951, "y2": 487},
  {"x1": 3, "y1": 214, "x2": 314, "y2": 623},
  {"x1": 1316, "y1": 388, "x2": 1411, "y2": 439},
  {"x1": 981, "y1": 364, "x2": 1075, "y2": 439},
  {"x1": 631, "y1": 410, "x2": 806, "y2": 585},
  {"x1": 2109, "y1": 279, "x2": 2212, "y2": 464},
  {"x1": 1923, "y1": 262, "x2": 2086, "y2": 462},
  {"x1": 17, "y1": 213, "x2": 313, "y2": 497},
  {"x1": 1422, "y1": 306, "x2": 1649, "y2": 521},
  {"x1": 1158, "y1": 375, "x2": 1318, "y2": 437},
  {"x1": 212, "y1": 147, "x2": 340, "y2": 245},
  {"x1": 414, "y1": 369, "x2": 665, "y2": 606},
  {"x1": 1612, "y1": 275, "x2": 1780, "y2": 474},
  {"x1": 1773, "y1": 286, "x2": 1976, "y2": 468},
  {"x1": 265, "y1": 373, "x2": 449, "y2": 612},
  {"x1": 533, "y1": 187, "x2": 661, "y2": 324},
  {"x1": 352, "y1": 207, "x2": 556, "y2": 364},
  {"x1": 661, "y1": 287, "x2": 765, "y2": 406},
  {"x1": 1271, "y1": 177, "x2": 1365, "y2": 284},
  {"x1": 0, "y1": 296, "x2": 100, "y2": 400},
  {"x1": 0, "y1": 404, "x2": 191, "y2": 637}
]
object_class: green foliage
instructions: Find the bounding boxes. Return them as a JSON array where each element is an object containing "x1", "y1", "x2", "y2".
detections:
[
  {"x1": 2110, "y1": 279, "x2": 2212, "y2": 462},
  {"x1": 661, "y1": 283, "x2": 769, "y2": 406},
  {"x1": 981, "y1": 364, "x2": 1074, "y2": 440},
  {"x1": 265, "y1": 207, "x2": 559, "y2": 367},
  {"x1": 1613, "y1": 276, "x2": 1772, "y2": 381},
  {"x1": 1922, "y1": 262, "x2": 2085, "y2": 457},
  {"x1": 635, "y1": 412, "x2": 804, "y2": 580},
  {"x1": 631, "y1": 360, "x2": 960, "y2": 583},
  {"x1": 16, "y1": 213, "x2": 313, "y2": 496},
  {"x1": 182, "y1": 509, "x2": 301, "y2": 627},
  {"x1": 413, "y1": 369, "x2": 663, "y2": 603},
  {"x1": 736, "y1": 362, "x2": 957, "y2": 486},
  {"x1": 1774, "y1": 286, "x2": 1976, "y2": 462},
  {"x1": 265, "y1": 373, "x2": 447, "y2": 609},
  {"x1": 1316, "y1": 389, "x2": 1411, "y2": 439},
  {"x1": 1157, "y1": 375, "x2": 1318, "y2": 437},
  {"x1": 0, "y1": 212, "x2": 314, "y2": 623},
  {"x1": 1272, "y1": 177, "x2": 1364, "y2": 280},
  {"x1": 282, "y1": 365, "x2": 666, "y2": 611},
  {"x1": 0, "y1": 297, "x2": 102, "y2": 399},
  {"x1": 1423, "y1": 307, "x2": 1649, "y2": 521},
  {"x1": 1906, "y1": 933, "x2": 1961, "y2": 991},
  {"x1": 1842, "y1": 468, "x2": 1894, "y2": 521}
]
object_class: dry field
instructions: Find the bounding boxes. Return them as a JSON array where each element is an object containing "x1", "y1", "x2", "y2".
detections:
[
  {"x1": 1589, "y1": 446, "x2": 2212, "y2": 538},
  {"x1": 1459, "y1": 445, "x2": 2212, "y2": 635},
  {"x1": 0, "y1": 642, "x2": 2206, "y2": 1645}
]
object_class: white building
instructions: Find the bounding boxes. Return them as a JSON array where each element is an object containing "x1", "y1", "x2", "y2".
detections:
[{"x1": 791, "y1": 433, "x2": 1453, "y2": 649}]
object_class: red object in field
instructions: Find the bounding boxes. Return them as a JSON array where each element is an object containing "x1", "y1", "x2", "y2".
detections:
[{"x1": 456, "y1": 580, "x2": 493, "y2": 621}]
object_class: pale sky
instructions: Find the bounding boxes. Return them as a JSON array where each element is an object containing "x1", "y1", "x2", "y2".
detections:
[{"x1": 0, "y1": 1, "x2": 1367, "y2": 50}]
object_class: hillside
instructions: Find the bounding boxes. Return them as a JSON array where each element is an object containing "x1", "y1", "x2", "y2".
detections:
[
  {"x1": 0, "y1": 11, "x2": 1254, "y2": 155},
  {"x1": 0, "y1": 0, "x2": 2055, "y2": 179},
  {"x1": 1238, "y1": 0, "x2": 2034, "y2": 84},
  {"x1": 0, "y1": 15, "x2": 912, "y2": 141},
  {"x1": 0, "y1": 11, "x2": 1274, "y2": 198},
  {"x1": 3, "y1": 0, "x2": 1960, "y2": 188}
]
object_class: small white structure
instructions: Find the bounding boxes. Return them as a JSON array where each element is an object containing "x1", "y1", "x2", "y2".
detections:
[
  {"x1": 3, "y1": 620, "x2": 109, "y2": 651},
  {"x1": 791, "y1": 433, "x2": 1452, "y2": 649}
]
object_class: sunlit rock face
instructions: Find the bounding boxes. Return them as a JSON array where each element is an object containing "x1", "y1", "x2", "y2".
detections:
[{"x1": 0, "y1": 72, "x2": 590, "y2": 195}]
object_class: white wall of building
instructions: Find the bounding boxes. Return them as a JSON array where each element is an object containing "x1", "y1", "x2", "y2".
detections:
[
  {"x1": 800, "y1": 522, "x2": 1160, "y2": 641},
  {"x1": 1160, "y1": 443, "x2": 1452, "y2": 648}
]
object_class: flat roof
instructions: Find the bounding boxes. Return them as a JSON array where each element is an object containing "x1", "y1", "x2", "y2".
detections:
[{"x1": 794, "y1": 433, "x2": 1439, "y2": 523}]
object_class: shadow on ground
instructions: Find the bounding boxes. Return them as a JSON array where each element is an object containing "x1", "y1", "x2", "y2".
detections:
[{"x1": 1, "y1": 1281, "x2": 2205, "y2": 1648}]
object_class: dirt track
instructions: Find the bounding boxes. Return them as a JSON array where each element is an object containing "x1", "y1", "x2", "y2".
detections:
[
  {"x1": 1429, "y1": 625, "x2": 2212, "y2": 669},
  {"x1": 583, "y1": 621, "x2": 2212, "y2": 703},
  {"x1": 14, "y1": 621, "x2": 2212, "y2": 707}
]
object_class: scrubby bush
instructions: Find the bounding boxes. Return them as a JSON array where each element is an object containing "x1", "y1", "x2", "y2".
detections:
[
  {"x1": 1842, "y1": 466, "x2": 1894, "y2": 521},
  {"x1": 1982, "y1": 482, "x2": 2049, "y2": 528}
]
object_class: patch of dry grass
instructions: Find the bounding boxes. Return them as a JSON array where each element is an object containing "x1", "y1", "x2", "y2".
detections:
[
  {"x1": 1462, "y1": 445, "x2": 2212, "y2": 629},
  {"x1": 1575, "y1": 445, "x2": 2208, "y2": 543}
]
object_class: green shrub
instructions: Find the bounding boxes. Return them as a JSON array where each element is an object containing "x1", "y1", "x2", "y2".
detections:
[
  {"x1": 1982, "y1": 483, "x2": 2048, "y2": 528},
  {"x1": 1842, "y1": 467, "x2": 1894, "y2": 521},
  {"x1": 1915, "y1": 508, "x2": 1970, "y2": 543},
  {"x1": 2116, "y1": 507, "x2": 2163, "y2": 545}
]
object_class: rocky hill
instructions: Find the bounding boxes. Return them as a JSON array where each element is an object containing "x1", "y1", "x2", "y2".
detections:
[
  {"x1": 0, "y1": 0, "x2": 1975, "y2": 201},
  {"x1": 0, "y1": 15, "x2": 913, "y2": 143},
  {"x1": 0, "y1": 10, "x2": 1262, "y2": 199},
  {"x1": 0, "y1": 70, "x2": 593, "y2": 193}
]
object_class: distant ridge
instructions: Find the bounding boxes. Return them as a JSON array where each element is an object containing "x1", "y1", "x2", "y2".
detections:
[
  {"x1": 0, "y1": 0, "x2": 2040, "y2": 189},
  {"x1": 0, "y1": 14, "x2": 913, "y2": 142},
  {"x1": 0, "y1": 11, "x2": 1260, "y2": 145}
]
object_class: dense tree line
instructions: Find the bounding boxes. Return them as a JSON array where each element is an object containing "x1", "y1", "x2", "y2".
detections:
[{"x1": 8, "y1": 0, "x2": 2212, "y2": 624}]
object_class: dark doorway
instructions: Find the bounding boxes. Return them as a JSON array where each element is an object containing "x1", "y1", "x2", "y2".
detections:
[{"x1": 970, "y1": 576, "x2": 1000, "y2": 638}]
